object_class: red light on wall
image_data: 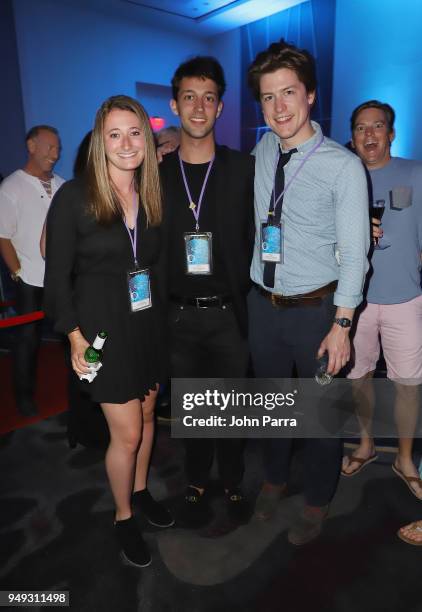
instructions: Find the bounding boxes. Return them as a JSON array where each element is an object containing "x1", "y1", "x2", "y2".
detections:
[{"x1": 149, "y1": 116, "x2": 165, "y2": 132}]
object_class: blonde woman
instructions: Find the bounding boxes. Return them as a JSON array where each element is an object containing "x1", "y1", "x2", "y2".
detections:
[{"x1": 44, "y1": 96, "x2": 173, "y2": 567}]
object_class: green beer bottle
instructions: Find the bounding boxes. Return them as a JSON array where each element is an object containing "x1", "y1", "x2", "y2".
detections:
[{"x1": 84, "y1": 331, "x2": 107, "y2": 367}]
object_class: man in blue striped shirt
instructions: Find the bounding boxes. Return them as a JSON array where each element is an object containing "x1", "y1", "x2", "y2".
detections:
[{"x1": 247, "y1": 39, "x2": 370, "y2": 544}]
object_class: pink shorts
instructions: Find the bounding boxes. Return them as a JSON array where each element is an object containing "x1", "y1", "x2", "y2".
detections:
[{"x1": 347, "y1": 295, "x2": 422, "y2": 385}]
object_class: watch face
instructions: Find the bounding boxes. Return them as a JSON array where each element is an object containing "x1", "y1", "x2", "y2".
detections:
[{"x1": 335, "y1": 317, "x2": 351, "y2": 328}]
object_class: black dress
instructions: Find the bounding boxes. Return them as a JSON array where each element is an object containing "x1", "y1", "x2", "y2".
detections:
[{"x1": 44, "y1": 179, "x2": 166, "y2": 404}]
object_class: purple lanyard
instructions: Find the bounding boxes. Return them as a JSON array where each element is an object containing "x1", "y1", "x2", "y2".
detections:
[
  {"x1": 178, "y1": 151, "x2": 215, "y2": 231},
  {"x1": 272, "y1": 134, "x2": 324, "y2": 211},
  {"x1": 123, "y1": 190, "x2": 139, "y2": 268}
]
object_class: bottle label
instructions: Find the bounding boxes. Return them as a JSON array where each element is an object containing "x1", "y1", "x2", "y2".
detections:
[
  {"x1": 79, "y1": 362, "x2": 102, "y2": 383},
  {"x1": 92, "y1": 335, "x2": 106, "y2": 351}
]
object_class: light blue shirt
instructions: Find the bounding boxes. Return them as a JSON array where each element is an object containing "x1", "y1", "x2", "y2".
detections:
[
  {"x1": 251, "y1": 122, "x2": 370, "y2": 309},
  {"x1": 367, "y1": 157, "x2": 422, "y2": 304}
]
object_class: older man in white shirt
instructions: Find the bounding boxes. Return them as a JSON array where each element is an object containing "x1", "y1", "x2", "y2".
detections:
[{"x1": 0, "y1": 125, "x2": 64, "y2": 416}]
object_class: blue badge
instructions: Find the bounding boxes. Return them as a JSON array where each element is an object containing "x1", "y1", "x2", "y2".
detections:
[
  {"x1": 184, "y1": 232, "x2": 212, "y2": 275},
  {"x1": 261, "y1": 222, "x2": 282, "y2": 263},
  {"x1": 127, "y1": 268, "x2": 151, "y2": 311}
]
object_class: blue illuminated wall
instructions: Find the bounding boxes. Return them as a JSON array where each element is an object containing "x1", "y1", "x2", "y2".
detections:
[
  {"x1": 0, "y1": 0, "x2": 26, "y2": 177},
  {"x1": 240, "y1": 0, "x2": 336, "y2": 152},
  {"x1": 209, "y1": 28, "x2": 242, "y2": 150},
  {"x1": 6, "y1": 0, "x2": 337, "y2": 177},
  {"x1": 332, "y1": 0, "x2": 422, "y2": 160},
  {"x1": 135, "y1": 83, "x2": 174, "y2": 132},
  {"x1": 11, "y1": 0, "x2": 208, "y2": 178}
]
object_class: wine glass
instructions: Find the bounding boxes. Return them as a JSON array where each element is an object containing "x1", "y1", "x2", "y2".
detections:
[{"x1": 370, "y1": 199, "x2": 388, "y2": 250}]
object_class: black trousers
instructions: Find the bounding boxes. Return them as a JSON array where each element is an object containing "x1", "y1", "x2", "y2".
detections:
[
  {"x1": 248, "y1": 286, "x2": 343, "y2": 506},
  {"x1": 12, "y1": 280, "x2": 44, "y2": 404},
  {"x1": 169, "y1": 303, "x2": 249, "y2": 489}
]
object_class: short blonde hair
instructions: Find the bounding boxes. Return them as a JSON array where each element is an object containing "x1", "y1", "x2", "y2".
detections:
[{"x1": 87, "y1": 95, "x2": 161, "y2": 225}]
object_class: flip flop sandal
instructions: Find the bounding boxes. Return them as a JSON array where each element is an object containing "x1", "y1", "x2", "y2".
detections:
[
  {"x1": 392, "y1": 464, "x2": 422, "y2": 500},
  {"x1": 397, "y1": 521, "x2": 422, "y2": 546},
  {"x1": 341, "y1": 454, "x2": 378, "y2": 477}
]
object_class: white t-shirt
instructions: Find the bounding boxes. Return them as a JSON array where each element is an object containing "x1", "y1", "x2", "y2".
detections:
[{"x1": 0, "y1": 169, "x2": 65, "y2": 287}]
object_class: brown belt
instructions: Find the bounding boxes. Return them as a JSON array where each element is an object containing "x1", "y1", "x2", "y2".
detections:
[{"x1": 255, "y1": 280, "x2": 337, "y2": 308}]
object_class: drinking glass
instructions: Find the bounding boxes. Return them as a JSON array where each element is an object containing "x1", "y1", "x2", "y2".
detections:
[{"x1": 370, "y1": 199, "x2": 389, "y2": 250}]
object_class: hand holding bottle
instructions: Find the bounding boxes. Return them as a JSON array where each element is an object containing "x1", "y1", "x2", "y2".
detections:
[
  {"x1": 68, "y1": 329, "x2": 107, "y2": 382},
  {"x1": 68, "y1": 328, "x2": 91, "y2": 377},
  {"x1": 80, "y1": 331, "x2": 107, "y2": 383}
]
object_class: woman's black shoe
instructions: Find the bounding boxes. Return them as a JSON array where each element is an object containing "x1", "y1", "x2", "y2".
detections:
[
  {"x1": 132, "y1": 489, "x2": 175, "y2": 528},
  {"x1": 114, "y1": 516, "x2": 151, "y2": 567}
]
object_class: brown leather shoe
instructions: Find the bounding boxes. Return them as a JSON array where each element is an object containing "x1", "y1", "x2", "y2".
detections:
[{"x1": 287, "y1": 504, "x2": 329, "y2": 545}]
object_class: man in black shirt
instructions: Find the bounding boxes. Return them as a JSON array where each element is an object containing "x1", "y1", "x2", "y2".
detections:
[{"x1": 159, "y1": 56, "x2": 254, "y2": 528}]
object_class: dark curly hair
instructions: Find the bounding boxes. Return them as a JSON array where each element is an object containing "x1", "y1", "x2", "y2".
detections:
[{"x1": 171, "y1": 56, "x2": 226, "y2": 100}]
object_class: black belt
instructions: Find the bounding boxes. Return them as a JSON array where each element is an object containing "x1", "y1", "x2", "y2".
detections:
[
  {"x1": 255, "y1": 280, "x2": 337, "y2": 308},
  {"x1": 170, "y1": 294, "x2": 232, "y2": 309}
]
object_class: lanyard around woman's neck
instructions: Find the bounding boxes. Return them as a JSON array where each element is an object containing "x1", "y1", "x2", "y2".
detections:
[{"x1": 122, "y1": 189, "x2": 139, "y2": 268}]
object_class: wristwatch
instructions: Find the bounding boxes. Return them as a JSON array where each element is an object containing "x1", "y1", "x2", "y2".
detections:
[{"x1": 334, "y1": 317, "x2": 352, "y2": 328}]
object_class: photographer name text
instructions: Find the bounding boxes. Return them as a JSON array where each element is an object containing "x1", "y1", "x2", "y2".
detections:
[{"x1": 182, "y1": 414, "x2": 297, "y2": 428}]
